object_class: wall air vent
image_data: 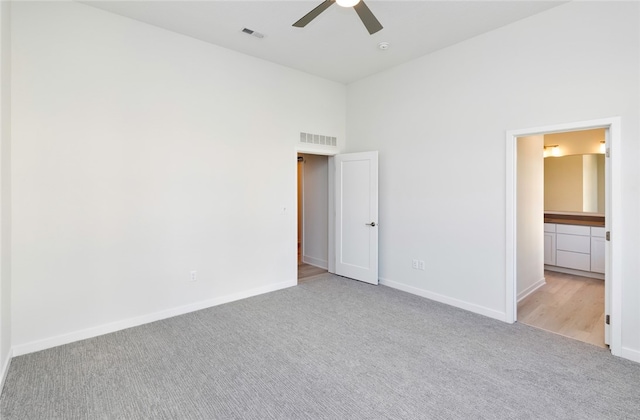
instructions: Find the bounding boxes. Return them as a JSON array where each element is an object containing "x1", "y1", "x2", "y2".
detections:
[
  {"x1": 241, "y1": 27, "x2": 265, "y2": 39},
  {"x1": 299, "y1": 132, "x2": 337, "y2": 148}
]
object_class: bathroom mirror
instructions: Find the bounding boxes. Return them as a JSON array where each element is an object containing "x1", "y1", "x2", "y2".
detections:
[{"x1": 544, "y1": 153, "x2": 605, "y2": 214}]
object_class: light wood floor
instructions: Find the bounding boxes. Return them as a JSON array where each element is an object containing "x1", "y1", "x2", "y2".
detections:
[
  {"x1": 298, "y1": 262, "x2": 327, "y2": 281},
  {"x1": 518, "y1": 270, "x2": 605, "y2": 348}
]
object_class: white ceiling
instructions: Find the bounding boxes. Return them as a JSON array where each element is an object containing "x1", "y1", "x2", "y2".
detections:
[{"x1": 82, "y1": 1, "x2": 567, "y2": 84}]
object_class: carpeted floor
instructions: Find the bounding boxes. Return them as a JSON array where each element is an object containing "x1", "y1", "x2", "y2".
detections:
[{"x1": 2, "y1": 273, "x2": 639, "y2": 419}]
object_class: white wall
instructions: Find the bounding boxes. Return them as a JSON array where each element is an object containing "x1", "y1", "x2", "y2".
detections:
[
  {"x1": 597, "y1": 154, "x2": 605, "y2": 213},
  {"x1": 346, "y1": 2, "x2": 640, "y2": 358},
  {"x1": 0, "y1": 0, "x2": 12, "y2": 385},
  {"x1": 582, "y1": 154, "x2": 598, "y2": 213},
  {"x1": 11, "y1": 2, "x2": 346, "y2": 354},
  {"x1": 300, "y1": 154, "x2": 328, "y2": 269},
  {"x1": 517, "y1": 136, "x2": 544, "y2": 301}
]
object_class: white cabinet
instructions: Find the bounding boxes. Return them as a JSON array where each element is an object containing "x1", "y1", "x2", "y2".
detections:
[
  {"x1": 556, "y1": 224, "x2": 591, "y2": 236},
  {"x1": 556, "y1": 233, "x2": 590, "y2": 254},
  {"x1": 544, "y1": 222, "x2": 605, "y2": 275},
  {"x1": 591, "y1": 227, "x2": 606, "y2": 274},
  {"x1": 556, "y1": 250, "x2": 591, "y2": 271},
  {"x1": 555, "y1": 224, "x2": 591, "y2": 271},
  {"x1": 543, "y1": 224, "x2": 556, "y2": 265}
]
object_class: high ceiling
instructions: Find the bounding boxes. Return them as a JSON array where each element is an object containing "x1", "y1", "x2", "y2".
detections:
[{"x1": 82, "y1": 1, "x2": 567, "y2": 84}]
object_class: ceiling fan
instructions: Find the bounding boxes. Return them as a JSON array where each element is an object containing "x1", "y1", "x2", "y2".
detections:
[{"x1": 293, "y1": 0, "x2": 383, "y2": 35}]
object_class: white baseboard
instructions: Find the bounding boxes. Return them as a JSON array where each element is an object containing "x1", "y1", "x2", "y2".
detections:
[
  {"x1": 544, "y1": 265, "x2": 604, "y2": 280},
  {"x1": 517, "y1": 278, "x2": 546, "y2": 302},
  {"x1": 0, "y1": 348, "x2": 12, "y2": 394},
  {"x1": 301, "y1": 256, "x2": 328, "y2": 270},
  {"x1": 379, "y1": 277, "x2": 506, "y2": 322},
  {"x1": 619, "y1": 346, "x2": 640, "y2": 364},
  {"x1": 12, "y1": 280, "x2": 296, "y2": 357}
]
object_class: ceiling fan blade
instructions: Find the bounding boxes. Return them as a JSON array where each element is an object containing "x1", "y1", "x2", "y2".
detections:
[
  {"x1": 353, "y1": 1, "x2": 383, "y2": 35},
  {"x1": 293, "y1": 0, "x2": 335, "y2": 28}
]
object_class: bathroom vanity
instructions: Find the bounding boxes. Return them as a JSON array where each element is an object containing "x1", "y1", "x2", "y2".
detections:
[{"x1": 543, "y1": 212, "x2": 605, "y2": 279}]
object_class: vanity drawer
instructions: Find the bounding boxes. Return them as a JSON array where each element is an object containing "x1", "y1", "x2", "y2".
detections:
[
  {"x1": 556, "y1": 250, "x2": 591, "y2": 271},
  {"x1": 591, "y1": 227, "x2": 606, "y2": 238},
  {"x1": 556, "y1": 224, "x2": 590, "y2": 236},
  {"x1": 556, "y1": 233, "x2": 590, "y2": 253},
  {"x1": 544, "y1": 223, "x2": 556, "y2": 233}
]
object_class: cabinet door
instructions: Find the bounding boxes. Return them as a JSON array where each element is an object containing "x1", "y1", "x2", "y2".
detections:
[
  {"x1": 556, "y1": 233, "x2": 591, "y2": 253},
  {"x1": 557, "y1": 250, "x2": 591, "y2": 271},
  {"x1": 544, "y1": 232, "x2": 556, "y2": 265},
  {"x1": 591, "y1": 236, "x2": 605, "y2": 274}
]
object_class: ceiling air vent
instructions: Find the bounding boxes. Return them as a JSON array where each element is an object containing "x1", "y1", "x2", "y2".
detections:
[
  {"x1": 241, "y1": 28, "x2": 265, "y2": 39},
  {"x1": 300, "y1": 132, "x2": 337, "y2": 147}
]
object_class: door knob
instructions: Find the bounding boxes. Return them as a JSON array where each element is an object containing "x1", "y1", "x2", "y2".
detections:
[{"x1": 366, "y1": 222, "x2": 377, "y2": 227}]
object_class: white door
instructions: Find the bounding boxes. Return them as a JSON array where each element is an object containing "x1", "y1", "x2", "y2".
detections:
[{"x1": 334, "y1": 151, "x2": 379, "y2": 285}]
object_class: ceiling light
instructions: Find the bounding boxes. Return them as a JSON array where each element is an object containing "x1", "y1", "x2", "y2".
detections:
[
  {"x1": 378, "y1": 42, "x2": 389, "y2": 50},
  {"x1": 336, "y1": 0, "x2": 360, "y2": 7}
]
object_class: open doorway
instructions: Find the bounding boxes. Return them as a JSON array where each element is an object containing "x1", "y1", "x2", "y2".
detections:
[
  {"x1": 505, "y1": 117, "x2": 621, "y2": 356},
  {"x1": 515, "y1": 129, "x2": 606, "y2": 348},
  {"x1": 297, "y1": 153, "x2": 329, "y2": 282}
]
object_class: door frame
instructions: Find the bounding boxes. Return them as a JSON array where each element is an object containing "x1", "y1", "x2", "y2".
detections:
[
  {"x1": 295, "y1": 148, "x2": 337, "y2": 277},
  {"x1": 294, "y1": 149, "x2": 378, "y2": 281},
  {"x1": 505, "y1": 117, "x2": 621, "y2": 356}
]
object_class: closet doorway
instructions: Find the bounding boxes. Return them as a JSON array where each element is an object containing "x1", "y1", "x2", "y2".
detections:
[{"x1": 297, "y1": 153, "x2": 329, "y2": 282}]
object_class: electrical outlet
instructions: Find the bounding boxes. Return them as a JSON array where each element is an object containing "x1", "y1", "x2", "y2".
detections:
[
  {"x1": 190, "y1": 270, "x2": 197, "y2": 282},
  {"x1": 412, "y1": 259, "x2": 419, "y2": 269},
  {"x1": 418, "y1": 260, "x2": 425, "y2": 271}
]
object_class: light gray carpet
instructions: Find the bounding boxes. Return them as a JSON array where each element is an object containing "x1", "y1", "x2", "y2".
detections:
[{"x1": 2, "y1": 273, "x2": 639, "y2": 419}]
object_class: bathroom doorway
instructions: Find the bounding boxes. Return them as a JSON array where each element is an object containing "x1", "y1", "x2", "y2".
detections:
[
  {"x1": 505, "y1": 117, "x2": 621, "y2": 355},
  {"x1": 515, "y1": 129, "x2": 606, "y2": 347}
]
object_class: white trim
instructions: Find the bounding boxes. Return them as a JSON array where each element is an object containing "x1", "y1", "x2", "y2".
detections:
[
  {"x1": 327, "y1": 156, "x2": 336, "y2": 274},
  {"x1": 299, "y1": 153, "x2": 305, "y2": 263},
  {"x1": 544, "y1": 265, "x2": 604, "y2": 280},
  {"x1": 295, "y1": 147, "x2": 337, "y2": 156},
  {"x1": 608, "y1": 118, "x2": 622, "y2": 354},
  {"x1": 12, "y1": 280, "x2": 295, "y2": 357},
  {"x1": 517, "y1": 278, "x2": 546, "y2": 302},
  {"x1": 619, "y1": 347, "x2": 640, "y2": 364},
  {"x1": 380, "y1": 277, "x2": 506, "y2": 322},
  {"x1": 0, "y1": 347, "x2": 12, "y2": 394},
  {"x1": 506, "y1": 117, "x2": 622, "y2": 357},
  {"x1": 301, "y1": 256, "x2": 328, "y2": 270},
  {"x1": 505, "y1": 132, "x2": 517, "y2": 323}
]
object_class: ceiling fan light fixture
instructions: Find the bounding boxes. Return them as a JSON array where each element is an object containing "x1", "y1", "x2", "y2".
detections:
[
  {"x1": 336, "y1": 0, "x2": 360, "y2": 7},
  {"x1": 293, "y1": 0, "x2": 382, "y2": 35}
]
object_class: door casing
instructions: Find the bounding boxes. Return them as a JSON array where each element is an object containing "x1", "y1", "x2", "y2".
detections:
[
  {"x1": 294, "y1": 149, "x2": 378, "y2": 283},
  {"x1": 505, "y1": 117, "x2": 621, "y2": 356}
]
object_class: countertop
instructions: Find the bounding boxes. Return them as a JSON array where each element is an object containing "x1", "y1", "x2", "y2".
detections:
[{"x1": 544, "y1": 213, "x2": 605, "y2": 227}]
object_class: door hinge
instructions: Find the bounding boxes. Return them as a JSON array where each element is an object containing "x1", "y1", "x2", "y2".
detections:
[
  {"x1": 606, "y1": 231, "x2": 611, "y2": 241},
  {"x1": 606, "y1": 147, "x2": 610, "y2": 158},
  {"x1": 606, "y1": 315, "x2": 610, "y2": 325}
]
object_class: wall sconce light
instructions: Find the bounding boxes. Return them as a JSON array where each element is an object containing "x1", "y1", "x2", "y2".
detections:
[
  {"x1": 543, "y1": 145, "x2": 560, "y2": 158},
  {"x1": 599, "y1": 141, "x2": 606, "y2": 154}
]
